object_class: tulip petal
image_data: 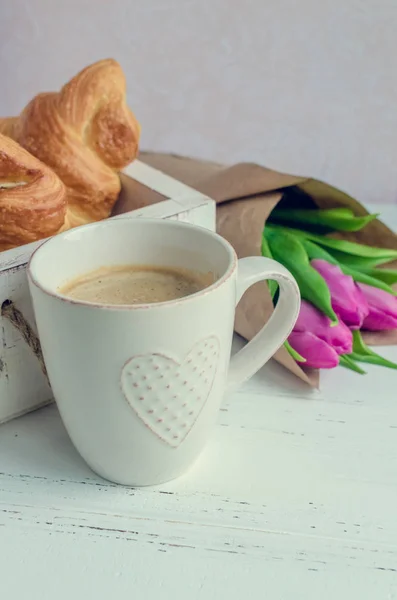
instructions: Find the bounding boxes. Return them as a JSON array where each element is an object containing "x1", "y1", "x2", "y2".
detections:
[
  {"x1": 340, "y1": 264, "x2": 397, "y2": 296},
  {"x1": 311, "y1": 259, "x2": 369, "y2": 328},
  {"x1": 288, "y1": 331, "x2": 340, "y2": 368},
  {"x1": 358, "y1": 283, "x2": 397, "y2": 331},
  {"x1": 362, "y1": 308, "x2": 397, "y2": 331},
  {"x1": 294, "y1": 300, "x2": 353, "y2": 355}
]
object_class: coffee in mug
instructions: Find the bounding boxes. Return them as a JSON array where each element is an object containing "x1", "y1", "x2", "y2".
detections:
[{"x1": 59, "y1": 265, "x2": 214, "y2": 305}]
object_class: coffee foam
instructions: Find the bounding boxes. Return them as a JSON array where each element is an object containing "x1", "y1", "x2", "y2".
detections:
[{"x1": 59, "y1": 264, "x2": 214, "y2": 305}]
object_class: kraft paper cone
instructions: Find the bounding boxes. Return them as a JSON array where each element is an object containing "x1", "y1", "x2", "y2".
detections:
[{"x1": 140, "y1": 152, "x2": 397, "y2": 386}]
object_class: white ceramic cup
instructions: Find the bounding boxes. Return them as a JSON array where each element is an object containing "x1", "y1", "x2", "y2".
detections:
[{"x1": 28, "y1": 218, "x2": 300, "y2": 486}]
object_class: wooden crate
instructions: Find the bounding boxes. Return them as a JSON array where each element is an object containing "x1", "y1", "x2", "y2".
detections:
[{"x1": 0, "y1": 160, "x2": 215, "y2": 424}]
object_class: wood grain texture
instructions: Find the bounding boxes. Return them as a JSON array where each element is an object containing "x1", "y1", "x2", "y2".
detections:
[
  {"x1": 1, "y1": 339, "x2": 397, "y2": 599},
  {"x1": 0, "y1": 204, "x2": 396, "y2": 598}
]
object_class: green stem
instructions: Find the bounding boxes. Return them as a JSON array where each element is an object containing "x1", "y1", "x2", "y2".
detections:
[{"x1": 339, "y1": 354, "x2": 367, "y2": 374}]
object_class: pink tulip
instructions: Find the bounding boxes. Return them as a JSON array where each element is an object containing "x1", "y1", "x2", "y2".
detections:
[
  {"x1": 289, "y1": 332, "x2": 340, "y2": 368},
  {"x1": 288, "y1": 300, "x2": 353, "y2": 368},
  {"x1": 358, "y1": 283, "x2": 397, "y2": 330},
  {"x1": 311, "y1": 259, "x2": 369, "y2": 329}
]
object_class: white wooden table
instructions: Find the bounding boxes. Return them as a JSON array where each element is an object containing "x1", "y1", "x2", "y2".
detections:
[{"x1": 1, "y1": 207, "x2": 397, "y2": 600}]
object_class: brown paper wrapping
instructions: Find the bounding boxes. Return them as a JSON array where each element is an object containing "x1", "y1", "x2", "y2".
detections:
[{"x1": 137, "y1": 152, "x2": 397, "y2": 387}]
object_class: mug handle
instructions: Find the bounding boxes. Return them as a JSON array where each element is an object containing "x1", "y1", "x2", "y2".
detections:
[{"x1": 227, "y1": 256, "x2": 301, "y2": 392}]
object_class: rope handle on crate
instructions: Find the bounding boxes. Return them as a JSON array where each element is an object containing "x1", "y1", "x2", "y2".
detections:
[{"x1": 1, "y1": 300, "x2": 49, "y2": 384}]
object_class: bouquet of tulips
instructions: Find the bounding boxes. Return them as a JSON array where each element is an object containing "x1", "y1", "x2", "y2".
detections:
[
  {"x1": 262, "y1": 208, "x2": 397, "y2": 373},
  {"x1": 140, "y1": 153, "x2": 397, "y2": 383}
]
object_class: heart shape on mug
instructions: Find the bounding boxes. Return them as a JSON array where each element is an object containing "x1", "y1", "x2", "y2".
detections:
[{"x1": 120, "y1": 336, "x2": 220, "y2": 448}]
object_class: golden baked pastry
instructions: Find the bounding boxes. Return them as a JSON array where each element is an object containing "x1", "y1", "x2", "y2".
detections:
[
  {"x1": 0, "y1": 133, "x2": 66, "y2": 252},
  {"x1": 0, "y1": 59, "x2": 140, "y2": 230}
]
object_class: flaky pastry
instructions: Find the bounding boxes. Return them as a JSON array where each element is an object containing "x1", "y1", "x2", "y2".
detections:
[
  {"x1": 0, "y1": 133, "x2": 66, "y2": 252},
  {"x1": 0, "y1": 59, "x2": 140, "y2": 230}
]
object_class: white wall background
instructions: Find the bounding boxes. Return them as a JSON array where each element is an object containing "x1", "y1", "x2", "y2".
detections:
[{"x1": 1, "y1": 0, "x2": 397, "y2": 205}]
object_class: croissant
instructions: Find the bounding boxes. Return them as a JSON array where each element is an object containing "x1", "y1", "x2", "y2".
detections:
[
  {"x1": 0, "y1": 59, "x2": 140, "y2": 230},
  {"x1": 0, "y1": 133, "x2": 66, "y2": 252}
]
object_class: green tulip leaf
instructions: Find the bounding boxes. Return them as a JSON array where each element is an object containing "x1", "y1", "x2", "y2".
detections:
[
  {"x1": 266, "y1": 224, "x2": 397, "y2": 265},
  {"x1": 261, "y1": 235, "x2": 272, "y2": 259},
  {"x1": 284, "y1": 340, "x2": 306, "y2": 363},
  {"x1": 360, "y1": 267, "x2": 397, "y2": 286},
  {"x1": 270, "y1": 208, "x2": 379, "y2": 232},
  {"x1": 339, "y1": 354, "x2": 367, "y2": 374},
  {"x1": 309, "y1": 235, "x2": 397, "y2": 261},
  {"x1": 350, "y1": 352, "x2": 397, "y2": 370},
  {"x1": 264, "y1": 227, "x2": 338, "y2": 324},
  {"x1": 261, "y1": 234, "x2": 279, "y2": 299},
  {"x1": 268, "y1": 280, "x2": 279, "y2": 299},
  {"x1": 351, "y1": 330, "x2": 397, "y2": 370},
  {"x1": 301, "y1": 239, "x2": 340, "y2": 265},
  {"x1": 320, "y1": 249, "x2": 389, "y2": 269}
]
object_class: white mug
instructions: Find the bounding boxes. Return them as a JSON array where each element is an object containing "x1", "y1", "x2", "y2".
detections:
[{"x1": 28, "y1": 218, "x2": 300, "y2": 486}]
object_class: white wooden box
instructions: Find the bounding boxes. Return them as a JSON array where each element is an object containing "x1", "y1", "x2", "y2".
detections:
[{"x1": 0, "y1": 160, "x2": 215, "y2": 425}]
